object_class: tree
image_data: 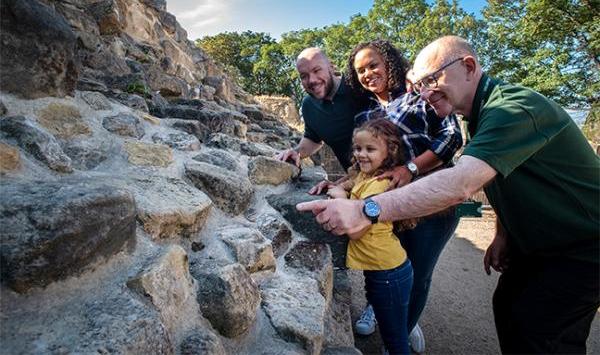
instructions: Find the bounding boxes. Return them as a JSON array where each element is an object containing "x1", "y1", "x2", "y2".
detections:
[{"x1": 482, "y1": 0, "x2": 599, "y2": 107}]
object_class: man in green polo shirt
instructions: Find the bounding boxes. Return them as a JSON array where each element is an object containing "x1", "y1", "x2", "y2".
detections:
[
  {"x1": 297, "y1": 36, "x2": 599, "y2": 353},
  {"x1": 276, "y1": 47, "x2": 366, "y2": 174}
]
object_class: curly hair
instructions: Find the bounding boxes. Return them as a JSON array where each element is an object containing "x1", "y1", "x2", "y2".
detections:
[
  {"x1": 348, "y1": 118, "x2": 407, "y2": 178},
  {"x1": 345, "y1": 40, "x2": 410, "y2": 99}
]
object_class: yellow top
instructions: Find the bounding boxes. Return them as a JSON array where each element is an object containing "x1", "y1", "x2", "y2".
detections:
[{"x1": 346, "y1": 173, "x2": 407, "y2": 270}]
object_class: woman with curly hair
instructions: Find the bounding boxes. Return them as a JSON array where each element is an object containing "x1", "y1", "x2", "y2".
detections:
[{"x1": 345, "y1": 40, "x2": 463, "y2": 354}]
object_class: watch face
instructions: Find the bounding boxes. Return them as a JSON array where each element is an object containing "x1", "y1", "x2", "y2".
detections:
[
  {"x1": 364, "y1": 200, "x2": 380, "y2": 217},
  {"x1": 407, "y1": 162, "x2": 418, "y2": 175}
]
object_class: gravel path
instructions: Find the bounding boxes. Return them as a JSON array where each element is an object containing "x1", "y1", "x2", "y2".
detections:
[{"x1": 351, "y1": 212, "x2": 600, "y2": 354}]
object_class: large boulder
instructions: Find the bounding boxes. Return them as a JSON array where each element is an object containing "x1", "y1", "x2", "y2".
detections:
[
  {"x1": 267, "y1": 167, "x2": 347, "y2": 268},
  {"x1": 152, "y1": 131, "x2": 200, "y2": 151},
  {"x1": 128, "y1": 175, "x2": 212, "y2": 240},
  {"x1": 0, "y1": 178, "x2": 136, "y2": 293},
  {"x1": 185, "y1": 161, "x2": 253, "y2": 215},
  {"x1": 102, "y1": 113, "x2": 145, "y2": 138},
  {"x1": 124, "y1": 141, "x2": 172, "y2": 167},
  {"x1": 180, "y1": 328, "x2": 226, "y2": 355},
  {"x1": 256, "y1": 213, "x2": 292, "y2": 258},
  {"x1": 36, "y1": 103, "x2": 92, "y2": 139},
  {"x1": 261, "y1": 276, "x2": 327, "y2": 354},
  {"x1": 248, "y1": 156, "x2": 300, "y2": 185},
  {"x1": 284, "y1": 242, "x2": 333, "y2": 302},
  {"x1": 192, "y1": 148, "x2": 240, "y2": 172},
  {"x1": 0, "y1": 0, "x2": 79, "y2": 98},
  {"x1": 0, "y1": 116, "x2": 73, "y2": 173},
  {"x1": 218, "y1": 227, "x2": 275, "y2": 273},
  {"x1": 127, "y1": 245, "x2": 201, "y2": 338},
  {"x1": 192, "y1": 263, "x2": 261, "y2": 338}
]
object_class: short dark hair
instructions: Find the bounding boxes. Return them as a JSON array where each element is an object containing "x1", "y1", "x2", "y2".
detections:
[{"x1": 345, "y1": 40, "x2": 410, "y2": 99}]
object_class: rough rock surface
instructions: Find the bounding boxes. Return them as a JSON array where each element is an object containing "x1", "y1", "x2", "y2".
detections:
[
  {"x1": 127, "y1": 245, "x2": 200, "y2": 339},
  {"x1": 180, "y1": 328, "x2": 226, "y2": 355},
  {"x1": 267, "y1": 168, "x2": 347, "y2": 268},
  {"x1": 124, "y1": 141, "x2": 172, "y2": 167},
  {"x1": 261, "y1": 276, "x2": 327, "y2": 354},
  {"x1": 128, "y1": 175, "x2": 212, "y2": 240},
  {"x1": 248, "y1": 156, "x2": 300, "y2": 185},
  {"x1": 192, "y1": 148, "x2": 240, "y2": 172},
  {"x1": 102, "y1": 113, "x2": 145, "y2": 138},
  {"x1": 185, "y1": 161, "x2": 254, "y2": 215},
  {"x1": 0, "y1": 116, "x2": 73, "y2": 173},
  {"x1": 36, "y1": 103, "x2": 92, "y2": 139},
  {"x1": 192, "y1": 263, "x2": 261, "y2": 338},
  {"x1": 256, "y1": 213, "x2": 292, "y2": 258},
  {"x1": 0, "y1": 0, "x2": 78, "y2": 98},
  {"x1": 152, "y1": 131, "x2": 200, "y2": 151},
  {"x1": 0, "y1": 142, "x2": 20, "y2": 172},
  {"x1": 285, "y1": 242, "x2": 334, "y2": 302},
  {"x1": 0, "y1": 178, "x2": 136, "y2": 292},
  {"x1": 219, "y1": 227, "x2": 276, "y2": 273}
]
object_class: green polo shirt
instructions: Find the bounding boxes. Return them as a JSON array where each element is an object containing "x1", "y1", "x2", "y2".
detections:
[
  {"x1": 462, "y1": 74, "x2": 600, "y2": 264},
  {"x1": 301, "y1": 78, "x2": 366, "y2": 170}
]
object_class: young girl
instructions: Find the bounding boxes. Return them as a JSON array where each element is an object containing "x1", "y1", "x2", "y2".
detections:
[{"x1": 327, "y1": 118, "x2": 415, "y2": 355}]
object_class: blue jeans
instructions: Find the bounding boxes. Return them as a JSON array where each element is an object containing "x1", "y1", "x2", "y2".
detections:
[
  {"x1": 399, "y1": 210, "x2": 459, "y2": 331},
  {"x1": 364, "y1": 260, "x2": 413, "y2": 355}
]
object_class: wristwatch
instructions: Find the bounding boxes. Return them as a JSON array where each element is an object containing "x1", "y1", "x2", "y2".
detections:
[
  {"x1": 362, "y1": 197, "x2": 381, "y2": 224},
  {"x1": 406, "y1": 161, "x2": 419, "y2": 180}
]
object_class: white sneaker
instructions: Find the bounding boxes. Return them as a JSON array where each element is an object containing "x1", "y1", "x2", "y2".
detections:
[
  {"x1": 409, "y1": 323, "x2": 425, "y2": 353},
  {"x1": 355, "y1": 304, "x2": 377, "y2": 335}
]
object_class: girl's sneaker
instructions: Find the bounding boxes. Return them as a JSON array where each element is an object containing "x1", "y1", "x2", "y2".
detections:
[
  {"x1": 355, "y1": 304, "x2": 377, "y2": 335},
  {"x1": 409, "y1": 323, "x2": 425, "y2": 353}
]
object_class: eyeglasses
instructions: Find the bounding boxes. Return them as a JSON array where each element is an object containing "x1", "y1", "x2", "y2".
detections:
[{"x1": 412, "y1": 57, "x2": 464, "y2": 94}]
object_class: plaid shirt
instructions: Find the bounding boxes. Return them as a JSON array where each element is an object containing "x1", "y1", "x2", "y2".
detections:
[{"x1": 355, "y1": 92, "x2": 463, "y2": 167}]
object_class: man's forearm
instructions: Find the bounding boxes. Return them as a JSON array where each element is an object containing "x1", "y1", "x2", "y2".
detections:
[
  {"x1": 295, "y1": 138, "x2": 323, "y2": 159},
  {"x1": 374, "y1": 155, "x2": 497, "y2": 221}
]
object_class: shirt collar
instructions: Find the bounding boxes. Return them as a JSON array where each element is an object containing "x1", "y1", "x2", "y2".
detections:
[{"x1": 467, "y1": 73, "x2": 496, "y2": 123}]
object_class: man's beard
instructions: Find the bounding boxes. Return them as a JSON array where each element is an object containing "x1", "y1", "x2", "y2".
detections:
[{"x1": 308, "y1": 72, "x2": 335, "y2": 100}]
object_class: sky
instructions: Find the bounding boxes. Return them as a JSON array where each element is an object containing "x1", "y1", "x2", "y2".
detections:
[{"x1": 166, "y1": 0, "x2": 486, "y2": 41}]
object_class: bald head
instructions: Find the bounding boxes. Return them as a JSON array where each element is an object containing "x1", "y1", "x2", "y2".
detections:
[
  {"x1": 412, "y1": 36, "x2": 483, "y2": 118},
  {"x1": 413, "y1": 36, "x2": 480, "y2": 81},
  {"x1": 296, "y1": 47, "x2": 337, "y2": 100}
]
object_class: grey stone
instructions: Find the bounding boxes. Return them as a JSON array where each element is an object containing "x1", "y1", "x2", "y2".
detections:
[
  {"x1": 285, "y1": 242, "x2": 333, "y2": 302},
  {"x1": 206, "y1": 133, "x2": 242, "y2": 151},
  {"x1": 78, "y1": 91, "x2": 112, "y2": 110},
  {"x1": 147, "y1": 91, "x2": 169, "y2": 117},
  {"x1": 0, "y1": 178, "x2": 136, "y2": 293},
  {"x1": 0, "y1": 0, "x2": 78, "y2": 98},
  {"x1": 102, "y1": 113, "x2": 145, "y2": 138},
  {"x1": 241, "y1": 105, "x2": 266, "y2": 121},
  {"x1": 219, "y1": 227, "x2": 275, "y2": 273},
  {"x1": 180, "y1": 328, "x2": 226, "y2": 355},
  {"x1": 241, "y1": 141, "x2": 278, "y2": 157},
  {"x1": 322, "y1": 347, "x2": 362, "y2": 355},
  {"x1": 140, "y1": 0, "x2": 166, "y2": 12},
  {"x1": 261, "y1": 276, "x2": 327, "y2": 354},
  {"x1": 192, "y1": 263, "x2": 260, "y2": 338},
  {"x1": 185, "y1": 161, "x2": 253, "y2": 215},
  {"x1": 192, "y1": 148, "x2": 239, "y2": 172},
  {"x1": 129, "y1": 175, "x2": 212, "y2": 240},
  {"x1": 127, "y1": 245, "x2": 199, "y2": 337},
  {"x1": 88, "y1": 0, "x2": 124, "y2": 35},
  {"x1": 0, "y1": 100, "x2": 7, "y2": 116},
  {"x1": 152, "y1": 131, "x2": 200, "y2": 151},
  {"x1": 266, "y1": 167, "x2": 347, "y2": 268},
  {"x1": 248, "y1": 156, "x2": 300, "y2": 185},
  {"x1": 111, "y1": 93, "x2": 149, "y2": 112},
  {"x1": 162, "y1": 118, "x2": 209, "y2": 142},
  {"x1": 0, "y1": 116, "x2": 73, "y2": 173},
  {"x1": 256, "y1": 213, "x2": 292, "y2": 258},
  {"x1": 102, "y1": 113, "x2": 145, "y2": 139},
  {"x1": 62, "y1": 138, "x2": 110, "y2": 170}
]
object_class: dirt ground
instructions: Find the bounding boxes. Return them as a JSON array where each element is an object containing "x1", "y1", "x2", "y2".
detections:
[{"x1": 350, "y1": 211, "x2": 600, "y2": 354}]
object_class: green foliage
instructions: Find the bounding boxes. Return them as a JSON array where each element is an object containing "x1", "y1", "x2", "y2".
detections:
[
  {"x1": 482, "y1": 0, "x2": 599, "y2": 106},
  {"x1": 194, "y1": 0, "x2": 596, "y2": 109},
  {"x1": 126, "y1": 82, "x2": 150, "y2": 97}
]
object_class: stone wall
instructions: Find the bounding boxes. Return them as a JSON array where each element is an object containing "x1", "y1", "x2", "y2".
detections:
[{"x1": 0, "y1": 1, "x2": 359, "y2": 354}]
